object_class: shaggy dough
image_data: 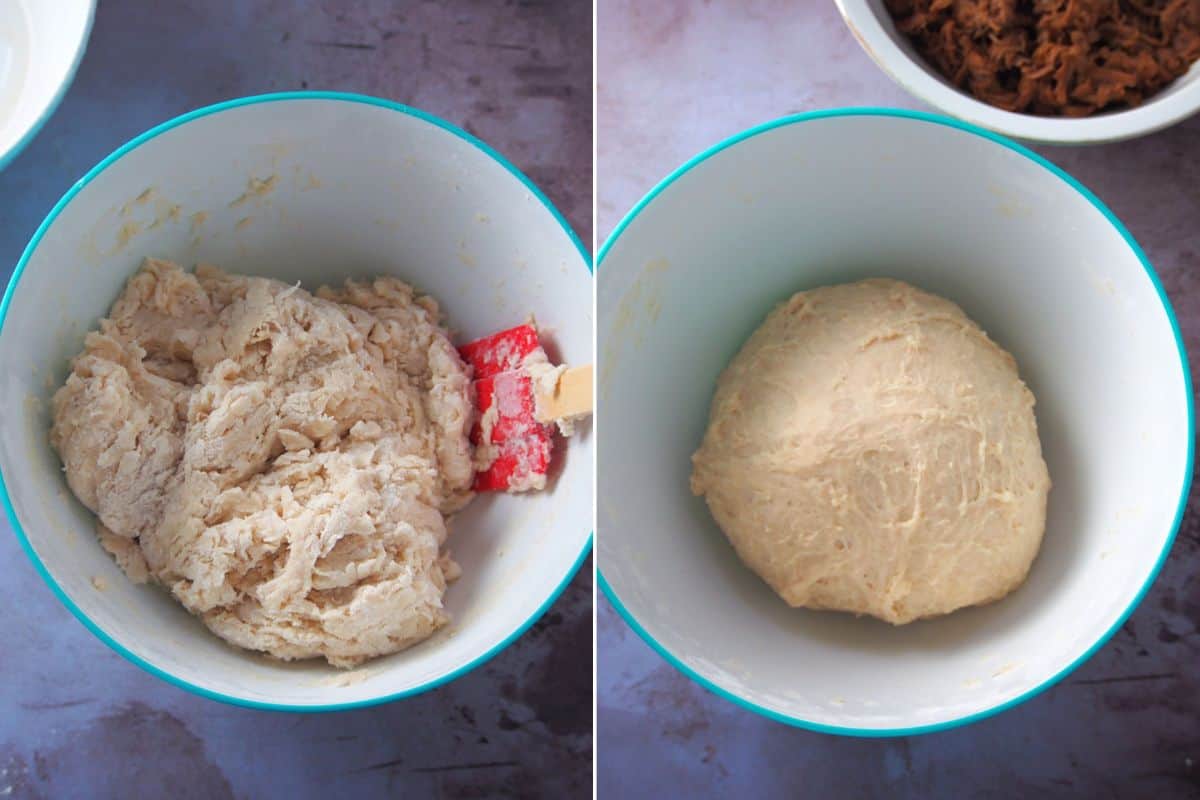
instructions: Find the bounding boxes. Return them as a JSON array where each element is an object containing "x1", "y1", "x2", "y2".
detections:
[
  {"x1": 690, "y1": 279, "x2": 1050, "y2": 624},
  {"x1": 51, "y1": 259, "x2": 476, "y2": 667}
]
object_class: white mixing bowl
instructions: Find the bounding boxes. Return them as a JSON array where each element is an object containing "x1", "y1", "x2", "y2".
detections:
[
  {"x1": 0, "y1": 0, "x2": 95, "y2": 169},
  {"x1": 597, "y1": 109, "x2": 1192, "y2": 736},
  {"x1": 836, "y1": 0, "x2": 1200, "y2": 144},
  {"x1": 0, "y1": 93, "x2": 593, "y2": 710}
]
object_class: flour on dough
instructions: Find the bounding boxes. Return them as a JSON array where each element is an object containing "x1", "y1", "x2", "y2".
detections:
[
  {"x1": 690, "y1": 279, "x2": 1050, "y2": 624},
  {"x1": 51, "y1": 259, "x2": 476, "y2": 667}
]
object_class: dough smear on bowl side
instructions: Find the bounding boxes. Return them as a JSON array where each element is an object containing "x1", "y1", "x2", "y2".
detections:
[
  {"x1": 52, "y1": 258, "x2": 497, "y2": 667},
  {"x1": 690, "y1": 279, "x2": 1051, "y2": 624}
]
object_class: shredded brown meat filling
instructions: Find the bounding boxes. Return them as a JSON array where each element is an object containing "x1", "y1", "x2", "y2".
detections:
[{"x1": 885, "y1": 0, "x2": 1200, "y2": 116}]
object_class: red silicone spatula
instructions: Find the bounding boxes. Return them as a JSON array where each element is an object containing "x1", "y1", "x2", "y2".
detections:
[
  {"x1": 459, "y1": 323, "x2": 541, "y2": 378},
  {"x1": 459, "y1": 323, "x2": 592, "y2": 492},
  {"x1": 460, "y1": 323, "x2": 550, "y2": 492}
]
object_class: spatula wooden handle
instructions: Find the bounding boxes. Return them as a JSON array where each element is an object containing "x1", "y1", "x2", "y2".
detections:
[{"x1": 534, "y1": 364, "x2": 593, "y2": 423}]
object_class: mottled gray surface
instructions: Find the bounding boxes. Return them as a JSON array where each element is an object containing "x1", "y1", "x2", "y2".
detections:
[
  {"x1": 0, "y1": 1, "x2": 591, "y2": 798},
  {"x1": 597, "y1": 1, "x2": 1200, "y2": 797}
]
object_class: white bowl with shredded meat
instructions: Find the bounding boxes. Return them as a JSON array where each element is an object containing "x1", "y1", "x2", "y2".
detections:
[
  {"x1": 0, "y1": 93, "x2": 593, "y2": 710},
  {"x1": 837, "y1": 0, "x2": 1200, "y2": 144}
]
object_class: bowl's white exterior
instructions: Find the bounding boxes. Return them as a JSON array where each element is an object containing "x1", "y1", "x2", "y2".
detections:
[
  {"x1": 597, "y1": 110, "x2": 1191, "y2": 735},
  {"x1": 836, "y1": 0, "x2": 1200, "y2": 144},
  {"x1": 0, "y1": 0, "x2": 95, "y2": 169},
  {"x1": 0, "y1": 94, "x2": 593, "y2": 710}
]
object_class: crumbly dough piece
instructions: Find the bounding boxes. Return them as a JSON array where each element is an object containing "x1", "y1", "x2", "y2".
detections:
[
  {"x1": 51, "y1": 259, "x2": 475, "y2": 667},
  {"x1": 691, "y1": 279, "x2": 1050, "y2": 624}
]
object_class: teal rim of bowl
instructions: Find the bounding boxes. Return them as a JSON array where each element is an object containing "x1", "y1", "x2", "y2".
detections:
[
  {"x1": 0, "y1": 1, "x2": 97, "y2": 172},
  {"x1": 596, "y1": 106, "x2": 1195, "y2": 738},
  {"x1": 0, "y1": 90, "x2": 593, "y2": 712}
]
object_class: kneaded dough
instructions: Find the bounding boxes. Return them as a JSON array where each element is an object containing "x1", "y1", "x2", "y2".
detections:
[
  {"x1": 690, "y1": 279, "x2": 1050, "y2": 624},
  {"x1": 52, "y1": 259, "x2": 476, "y2": 667}
]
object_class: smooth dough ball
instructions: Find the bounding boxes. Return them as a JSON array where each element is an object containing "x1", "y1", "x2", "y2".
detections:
[{"x1": 690, "y1": 279, "x2": 1050, "y2": 624}]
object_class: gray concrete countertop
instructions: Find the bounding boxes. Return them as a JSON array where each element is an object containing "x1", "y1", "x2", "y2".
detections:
[
  {"x1": 597, "y1": 1, "x2": 1199, "y2": 797},
  {"x1": 0, "y1": 2, "x2": 591, "y2": 798}
]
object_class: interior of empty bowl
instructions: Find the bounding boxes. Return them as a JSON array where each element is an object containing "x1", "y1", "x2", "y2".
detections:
[
  {"x1": 0, "y1": 95, "x2": 592, "y2": 709},
  {"x1": 0, "y1": 0, "x2": 94, "y2": 166},
  {"x1": 598, "y1": 111, "x2": 1190, "y2": 734},
  {"x1": 839, "y1": 0, "x2": 1200, "y2": 143}
]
